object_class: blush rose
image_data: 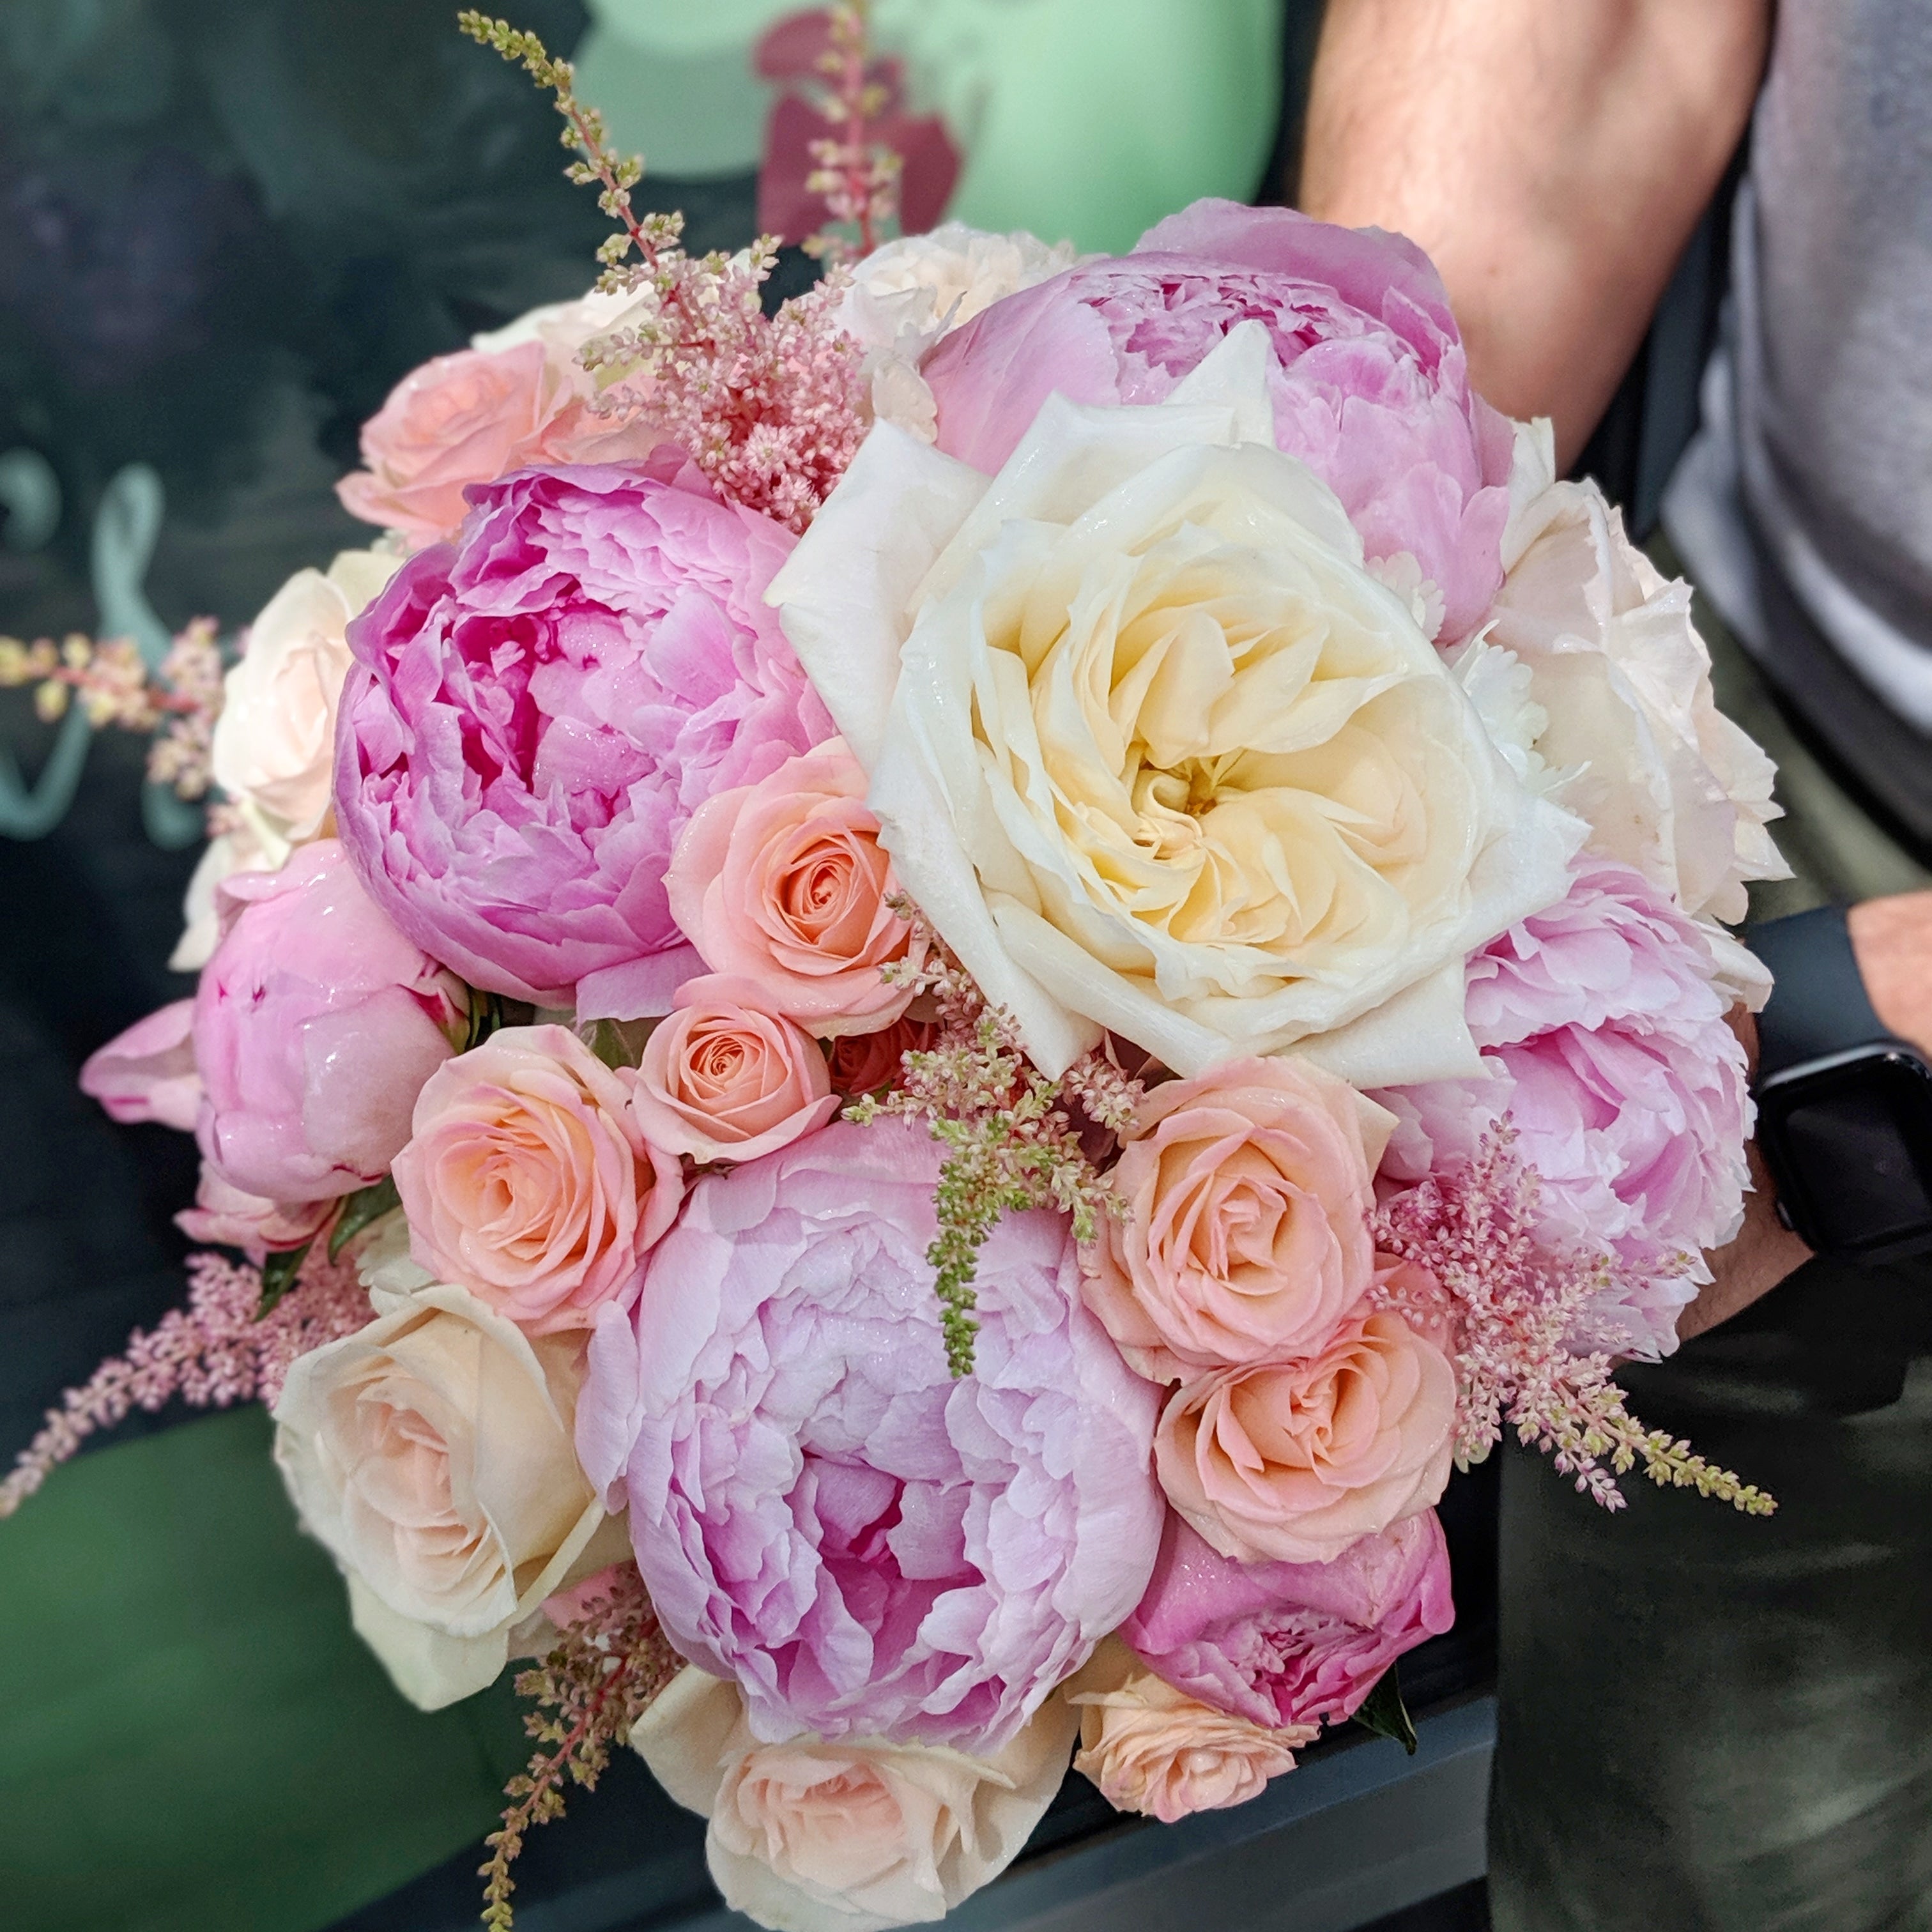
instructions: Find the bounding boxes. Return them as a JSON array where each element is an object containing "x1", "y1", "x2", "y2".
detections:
[
  {"x1": 630, "y1": 976, "x2": 840, "y2": 1163},
  {"x1": 1065, "y1": 1636, "x2": 1312, "y2": 1825},
  {"x1": 1082, "y1": 1058, "x2": 1393, "y2": 1381},
  {"x1": 667, "y1": 739, "x2": 924, "y2": 1038},
  {"x1": 392, "y1": 1024, "x2": 682, "y2": 1334},
  {"x1": 1155, "y1": 1309, "x2": 1456, "y2": 1565}
]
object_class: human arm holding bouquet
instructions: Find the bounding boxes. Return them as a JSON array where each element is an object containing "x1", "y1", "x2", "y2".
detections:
[{"x1": 1303, "y1": 0, "x2": 1932, "y2": 1340}]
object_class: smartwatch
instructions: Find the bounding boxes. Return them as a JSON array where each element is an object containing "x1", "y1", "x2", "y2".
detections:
[{"x1": 1749, "y1": 905, "x2": 1932, "y2": 1263}]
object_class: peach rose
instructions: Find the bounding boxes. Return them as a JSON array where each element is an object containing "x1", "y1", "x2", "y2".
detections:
[
  {"x1": 632, "y1": 1665, "x2": 1079, "y2": 1932},
  {"x1": 273, "y1": 1280, "x2": 628, "y2": 1709},
  {"x1": 1066, "y1": 1636, "x2": 1312, "y2": 1824},
  {"x1": 666, "y1": 739, "x2": 924, "y2": 1038},
  {"x1": 1082, "y1": 1059, "x2": 1395, "y2": 1382},
  {"x1": 631, "y1": 976, "x2": 840, "y2": 1163},
  {"x1": 335, "y1": 339, "x2": 658, "y2": 548},
  {"x1": 1156, "y1": 1310, "x2": 1456, "y2": 1565},
  {"x1": 392, "y1": 1024, "x2": 682, "y2": 1333}
]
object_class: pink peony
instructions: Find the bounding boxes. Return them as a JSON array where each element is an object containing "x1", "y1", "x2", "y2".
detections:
[
  {"x1": 335, "y1": 339, "x2": 660, "y2": 549},
  {"x1": 334, "y1": 458, "x2": 834, "y2": 1009},
  {"x1": 921, "y1": 199, "x2": 1514, "y2": 643},
  {"x1": 1122, "y1": 1509, "x2": 1453, "y2": 1731},
  {"x1": 193, "y1": 840, "x2": 466, "y2": 1204},
  {"x1": 80, "y1": 999, "x2": 201, "y2": 1131},
  {"x1": 577, "y1": 1117, "x2": 1165, "y2": 1751},
  {"x1": 393, "y1": 1025, "x2": 682, "y2": 1335},
  {"x1": 1377, "y1": 860, "x2": 1752, "y2": 1357},
  {"x1": 630, "y1": 976, "x2": 841, "y2": 1164},
  {"x1": 176, "y1": 1164, "x2": 337, "y2": 1261},
  {"x1": 666, "y1": 738, "x2": 924, "y2": 1038}
]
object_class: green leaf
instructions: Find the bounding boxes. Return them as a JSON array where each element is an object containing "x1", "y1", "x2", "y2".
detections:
[
  {"x1": 1351, "y1": 1666, "x2": 1418, "y2": 1755},
  {"x1": 254, "y1": 1241, "x2": 312, "y2": 1321},
  {"x1": 328, "y1": 1176, "x2": 401, "y2": 1261},
  {"x1": 578, "y1": 1016, "x2": 649, "y2": 1071}
]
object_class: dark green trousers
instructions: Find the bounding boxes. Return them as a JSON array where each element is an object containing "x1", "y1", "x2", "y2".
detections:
[{"x1": 1489, "y1": 564, "x2": 1932, "y2": 1930}]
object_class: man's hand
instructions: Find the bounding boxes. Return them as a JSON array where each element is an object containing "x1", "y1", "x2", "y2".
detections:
[
  {"x1": 1300, "y1": 0, "x2": 1769, "y2": 465},
  {"x1": 1678, "y1": 891, "x2": 1932, "y2": 1344}
]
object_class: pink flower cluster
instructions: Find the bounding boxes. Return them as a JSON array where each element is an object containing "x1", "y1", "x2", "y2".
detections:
[{"x1": 1379, "y1": 860, "x2": 1752, "y2": 1357}]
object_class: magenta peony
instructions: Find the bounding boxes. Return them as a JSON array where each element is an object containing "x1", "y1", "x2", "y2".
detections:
[
  {"x1": 577, "y1": 1117, "x2": 1165, "y2": 1751},
  {"x1": 1378, "y1": 860, "x2": 1752, "y2": 1357},
  {"x1": 1122, "y1": 1510, "x2": 1453, "y2": 1731},
  {"x1": 333, "y1": 457, "x2": 833, "y2": 1009},
  {"x1": 919, "y1": 199, "x2": 1514, "y2": 643},
  {"x1": 193, "y1": 840, "x2": 466, "y2": 1204}
]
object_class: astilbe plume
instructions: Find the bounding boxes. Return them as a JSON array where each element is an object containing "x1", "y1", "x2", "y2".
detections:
[
  {"x1": 0, "y1": 616, "x2": 226, "y2": 802},
  {"x1": 850, "y1": 905, "x2": 1142, "y2": 1375},
  {"x1": 481, "y1": 1566, "x2": 683, "y2": 1931},
  {"x1": 1369, "y1": 1128, "x2": 1775, "y2": 1516},
  {"x1": 0, "y1": 1246, "x2": 371, "y2": 1517},
  {"x1": 801, "y1": 1, "x2": 903, "y2": 266},
  {"x1": 460, "y1": 12, "x2": 868, "y2": 534}
]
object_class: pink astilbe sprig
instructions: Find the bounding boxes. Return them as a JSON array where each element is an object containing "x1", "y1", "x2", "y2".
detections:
[
  {"x1": 1369, "y1": 1128, "x2": 1774, "y2": 1516},
  {"x1": 850, "y1": 902, "x2": 1143, "y2": 1374},
  {"x1": 801, "y1": 0, "x2": 903, "y2": 266},
  {"x1": 461, "y1": 12, "x2": 869, "y2": 534},
  {"x1": 0, "y1": 1246, "x2": 371, "y2": 1518}
]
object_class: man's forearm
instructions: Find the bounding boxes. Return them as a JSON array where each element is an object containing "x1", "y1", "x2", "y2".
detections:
[{"x1": 1299, "y1": 0, "x2": 1769, "y2": 465}]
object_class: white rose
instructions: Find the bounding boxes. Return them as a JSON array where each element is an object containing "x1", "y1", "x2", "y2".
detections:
[
  {"x1": 1489, "y1": 446, "x2": 1788, "y2": 928},
  {"x1": 469, "y1": 283, "x2": 641, "y2": 375},
  {"x1": 272, "y1": 1281, "x2": 624, "y2": 1710},
  {"x1": 169, "y1": 819, "x2": 272, "y2": 972},
  {"x1": 210, "y1": 546, "x2": 400, "y2": 869},
  {"x1": 633, "y1": 1666, "x2": 1078, "y2": 1932},
  {"x1": 769, "y1": 323, "x2": 1582, "y2": 1087},
  {"x1": 838, "y1": 223, "x2": 1083, "y2": 445}
]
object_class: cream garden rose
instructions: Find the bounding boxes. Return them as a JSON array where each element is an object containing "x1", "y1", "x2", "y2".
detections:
[
  {"x1": 173, "y1": 546, "x2": 402, "y2": 971},
  {"x1": 1490, "y1": 427, "x2": 1788, "y2": 930},
  {"x1": 272, "y1": 1281, "x2": 625, "y2": 1709},
  {"x1": 633, "y1": 1666, "x2": 1079, "y2": 1932},
  {"x1": 211, "y1": 546, "x2": 401, "y2": 867},
  {"x1": 770, "y1": 325, "x2": 1582, "y2": 1087}
]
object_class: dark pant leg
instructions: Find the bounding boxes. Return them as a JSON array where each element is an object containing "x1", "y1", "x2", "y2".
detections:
[{"x1": 1489, "y1": 1256, "x2": 1932, "y2": 1932}]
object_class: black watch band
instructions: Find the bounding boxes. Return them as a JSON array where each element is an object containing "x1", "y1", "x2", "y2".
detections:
[
  {"x1": 1747, "y1": 904, "x2": 1932, "y2": 1263},
  {"x1": 1749, "y1": 905, "x2": 1904, "y2": 1074}
]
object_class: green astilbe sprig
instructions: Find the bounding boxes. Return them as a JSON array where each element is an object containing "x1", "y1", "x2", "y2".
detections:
[
  {"x1": 481, "y1": 1565, "x2": 683, "y2": 1930},
  {"x1": 849, "y1": 905, "x2": 1142, "y2": 1376}
]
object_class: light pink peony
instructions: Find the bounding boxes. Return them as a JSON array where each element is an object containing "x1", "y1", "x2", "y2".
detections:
[
  {"x1": 176, "y1": 1164, "x2": 336, "y2": 1261},
  {"x1": 1082, "y1": 1059, "x2": 1386, "y2": 1383},
  {"x1": 1122, "y1": 1509, "x2": 1453, "y2": 1730},
  {"x1": 335, "y1": 339, "x2": 659, "y2": 549},
  {"x1": 577, "y1": 1117, "x2": 1165, "y2": 1751},
  {"x1": 392, "y1": 1025, "x2": 682, "y2": 1335},
  {"x1": 666, "y1": 738, "x2": 923, "y2": 1038},
  {"x1": 1155, "y1": 1309, "x2": 1455, "y2": 1566},
  {"x1": 1377, "y1": 859, "x2": 1753, "y2": 1357},
  {"x1": 630, "y1": 976, "x2": 840, "y2": 1163},
  {"x1": 80, "y1": 999, "x2": 201, "y2": 1131},
  {"x1": 1066, "y1": 1636, "x2": 1312, "y2": 1825},
  {"x1": 920, "y1": 199, "x2": 1514, "y2": 642},
  {"x1": 334, "y1": 458, "x2": 834, "y2": 1009},
  {"x1": 193, "y1": 840, "x2": 466, "y2": 1204}
]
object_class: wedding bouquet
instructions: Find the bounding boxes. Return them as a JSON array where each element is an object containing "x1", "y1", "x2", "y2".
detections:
[{"x1": 3, "y1": 11, "x2": 1788, "y2": 1929}]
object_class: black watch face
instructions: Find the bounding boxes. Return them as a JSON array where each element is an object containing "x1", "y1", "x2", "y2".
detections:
[{"x1": 1758, "y1": 1049, "x2": 1932, "y2": 1260}]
